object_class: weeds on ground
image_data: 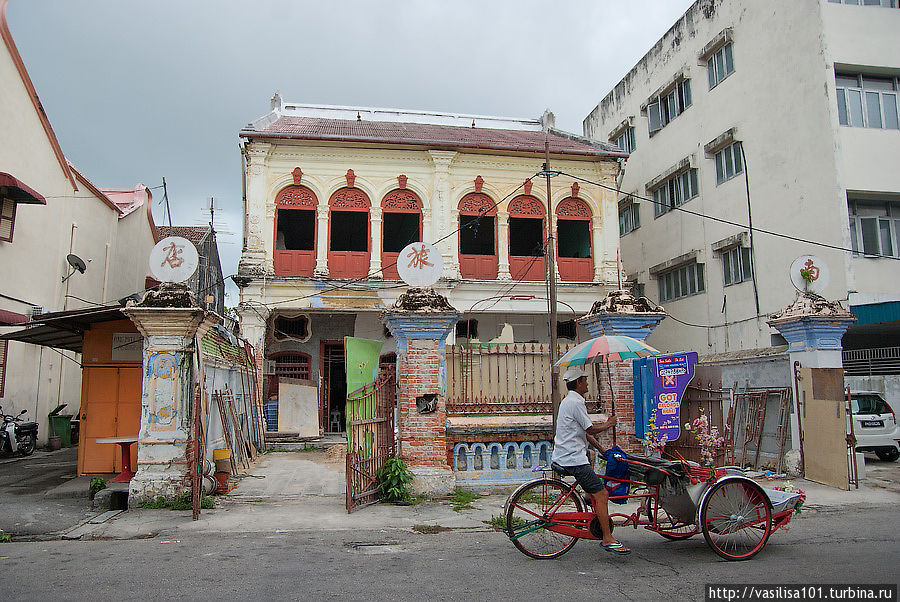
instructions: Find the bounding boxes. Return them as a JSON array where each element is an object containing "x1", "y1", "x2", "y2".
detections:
[
  {"x1": 266, "y1": 444, "x2": 316, "y2": 453},
  {"x1": 0, "y1": 533, "x2": 11, "y2": 543},
  {"x1": 450, "y1": 488, "x2": 479, "y2": 512},
  {"x1": 139, "y1": 492, "x2": 215, "y2": 510},
  {"x1": 89, "y1": 477, "x2": 107, "y2": 500},
  {"x1": 376, "y1": 458, "x2": 414, "y2": 503}
]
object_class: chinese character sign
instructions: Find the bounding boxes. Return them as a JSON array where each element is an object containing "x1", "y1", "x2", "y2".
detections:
[
  {"x1": 397, "y1": 242, "x2": 443, "y2": 287},
  {"x1": 149, "y1": 236, "x2": 199, "y2": 283},
  {"x1": 652, "y1": 351, "x2": 699, "y2": 442}
]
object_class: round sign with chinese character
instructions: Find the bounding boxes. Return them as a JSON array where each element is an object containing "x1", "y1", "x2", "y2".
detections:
[
  {"x1": 397, "y1": 242, "x2": 443, "y2": 287},
  {"x1": 790, "y1": 255, "x2": 830, "y2": 295},
  {"x1": 149, "y1": 236, "x2": 199, "y2": 283}
]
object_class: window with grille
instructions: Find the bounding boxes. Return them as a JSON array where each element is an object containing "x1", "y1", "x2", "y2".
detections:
[
  {"x1": 273, "y1": 353, "x2": 311, "y2": 381},
  {"x1": 721, "y1": 246, "x2": 752, "y2": 286},
  {"x1": 648, "y1": 79, "x2": 692, "y2": 134},
  {"x1": 612, "y1": 127, "x2": 636, "y2": 153},
  {"x1": 715, "y1": 142, "x2": 743, "y2": 185},
  {"x1": 849, "y1": 199, "x2": 900, "y2": 257},
  {"x1": 273, "y1": 315, "x2": 310, "y2": 341},
  {"x1": 619, "y1": 200, "x2": 640, "y2": 236},
  {"x1": 707, "y1": 43, "x2": 734, "y2": 89},
  {"x1": 836, "y1": 73, "x2": 900, "y2": 130},
  {"x1": 653, "y1": 169, "x2": 699, "y2": 217},
  {"x1": 658, "y1": 262, "x2": 705, "y2": 302}
]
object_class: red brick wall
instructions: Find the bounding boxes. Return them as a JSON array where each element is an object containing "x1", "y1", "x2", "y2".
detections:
[
  {"x1": 590, "y1": 360, "x2": 642, "y2": 455},
  {"x1": 396, "y1": 339, "x2": 451, "y2": 469}
]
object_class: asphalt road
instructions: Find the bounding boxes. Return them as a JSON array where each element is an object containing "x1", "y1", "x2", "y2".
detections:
[
  {"x1": 0, "y1": 447, "x2": 93, "y2": 537},
  {"x1": 2, "y1": 504, "x2": 897, "y2": 601}
]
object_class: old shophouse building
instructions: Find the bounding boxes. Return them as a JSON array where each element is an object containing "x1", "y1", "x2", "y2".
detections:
[{"x1": 236, "y1": 97, "x2": 627, "y2": 434}]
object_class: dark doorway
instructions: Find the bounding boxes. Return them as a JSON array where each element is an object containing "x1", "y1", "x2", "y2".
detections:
[
  {"x1": 330, "y1": 211, "x2": 368, "y2": 252},
  {"x1": 276, "y1": 209, "x2": 315, "y2": 250},
  {"x1": 383, "y1": 213, "x2": 420, "y2": 252},
  {"x1": 459, "y1": 215, "x2": 495, "y2": 254},
  {"x1": 322, "y1": 342, "x2": 347, "y2": 433},
  {"x1": 509, "y1": 217, "x2": 544, "y2": 256},
  {"x1": 558, "y1": 220, "x2": 591, "y2": 258}
]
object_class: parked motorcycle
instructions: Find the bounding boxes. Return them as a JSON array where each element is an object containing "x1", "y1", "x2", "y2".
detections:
[{"x1": 0, "y1": 406, "x2": 38, "y2": 457}]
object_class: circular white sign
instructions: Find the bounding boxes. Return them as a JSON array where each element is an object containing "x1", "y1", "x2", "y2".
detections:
[
  {"x1": 790, "y1": 255, "x2": 830, "y2": 294},
  {"x1": 397, "y1": 242, "x2": 443, "y2": 287},
  {"x1": 149, "y1": 236, "x2": 199, "y2": 283}
]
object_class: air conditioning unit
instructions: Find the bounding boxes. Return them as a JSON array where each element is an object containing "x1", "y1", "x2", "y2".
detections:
[
  {"x1": 30, "y1": 306, "x2": 45, "y2": 320},
  {"x1": 264, "y1": 360, "x2": 277, "y2": 375}
]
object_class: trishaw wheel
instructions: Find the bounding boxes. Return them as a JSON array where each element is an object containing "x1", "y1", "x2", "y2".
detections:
[
  {"x1": 700, "y1": 479, "x2": 772, "y2": 561},
  {"x1": 506, "y1": 479, "x2": 584, "y2": 559},
  {"x1": 642, "y1": 498, "x2": 698, "y2": 540}
]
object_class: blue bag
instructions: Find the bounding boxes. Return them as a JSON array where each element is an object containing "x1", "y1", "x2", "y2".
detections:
[{"x1": 603, "y1": 445, "x2": 629, "y2": 504}]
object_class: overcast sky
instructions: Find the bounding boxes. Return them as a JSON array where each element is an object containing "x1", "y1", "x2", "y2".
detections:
[{"x1": 8, "y1": 0, "x2": 693, "y2": 304}]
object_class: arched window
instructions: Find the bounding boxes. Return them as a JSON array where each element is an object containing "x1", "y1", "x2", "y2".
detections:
[
  {"x1": 328, "y1": 187, "x2": 371, "y2": 278},
  {"x1": 274, "y1": 185, "x2": 317, "y2": 276},
  {"x1": 458, "y1": 192, "x2": 498, "y2": 279},
  {"x1": 381, "y1": 189, "x2": 423, "y2": 279},
  {"x1": 556, "y1": 197, "x2": 594, "y2": 282},
  {"x1": 508, "y1": 195, "x2": 546, "y2": 281}
]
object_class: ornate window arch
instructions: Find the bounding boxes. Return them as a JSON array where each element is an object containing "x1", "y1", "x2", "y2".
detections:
[
  {"x1": 508, "y1": 195, "x2": 546, "y2": 218},
  {"x1": 328, "y1": 186, "x2": 371, "y2": 278},
  {"x1": 381, "y1": 189, "x2": 423, "y2": 279},
  {"x1": 458, "y1": 192, "x2": 498, "y2": 279},
  {"x1": 555, "y1": 196, "x2": 594, "y2": 282},
  {"x1": 274, "y1": 185, "x2": 318, "y2": 277}
]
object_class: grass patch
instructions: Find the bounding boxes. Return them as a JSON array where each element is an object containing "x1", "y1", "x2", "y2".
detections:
[
  {"x1": 450, "y1": 488, "x2": 479, "y2": 512},
  {"x1": 139, "y1": 492, "x2": 215, "y2": 510},
  {"x1": 412, "y1": 525, "x2": 451, "y2": 534},
  {"x1": 266, "y1": 444, "x2": 316, "y2": 453},
  {"x1": 0, "y1": 533, "x2": 11, "y2": 543},
  {"x1": 485, "y1": 515, "x2": 524, "y2": 531},
  {"x1": 89, "y1": 477, "x2": 107, "y2": 500}
]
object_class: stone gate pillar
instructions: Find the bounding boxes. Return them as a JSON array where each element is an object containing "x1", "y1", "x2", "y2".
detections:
[
  {"x1": 124, "y1": 284, "x2": 218, "y2": 503},
  {"x1": 768, "y1": 292, "x2": 856, "y2": 454},
  {"x1": 383, "y1": 288, "x2": 460, "y2": 495}
]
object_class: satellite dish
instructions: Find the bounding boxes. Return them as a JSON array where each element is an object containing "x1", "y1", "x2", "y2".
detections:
[
  {"x1": 149, "y1": 236, "x2": 199, "y2": 283},
  {"x1": 61, "y1": 254, "x2": 88, "y2": 283},
  {"x1": 397, "y1": 242, "x2": 443, "y2": 287},
  {"x1": 790, "y1": 255, "x2": 830, "y2": 294}
]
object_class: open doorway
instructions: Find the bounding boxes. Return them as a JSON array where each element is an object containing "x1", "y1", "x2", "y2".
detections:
[{"x1": 322, "y1": 342, "x2": 347, "y2": 434}]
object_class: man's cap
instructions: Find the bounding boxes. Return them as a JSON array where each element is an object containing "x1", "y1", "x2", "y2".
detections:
[{"x1": 562, "y1": 367, "x2": 588, "y2": 382}]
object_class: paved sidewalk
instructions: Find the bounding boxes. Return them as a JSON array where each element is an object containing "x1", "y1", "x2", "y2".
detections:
[{"x1": 80, "y1": 451, "x2": 900, "y2": 541}]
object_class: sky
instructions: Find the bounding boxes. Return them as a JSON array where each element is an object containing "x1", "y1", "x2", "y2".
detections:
[{"x1": 7, "y1": 0, "x2": 694, "y2": 304}]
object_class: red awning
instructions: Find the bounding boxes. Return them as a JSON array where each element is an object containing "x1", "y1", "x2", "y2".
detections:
[
  {"x1": 0, "y1": 172, "x2": 46, "y2": 204},
  {"x1": 0, "y1": 309, "x2": 29, "y2": 325}
]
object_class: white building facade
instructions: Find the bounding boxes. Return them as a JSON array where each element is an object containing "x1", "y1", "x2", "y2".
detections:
[
  {"x1": 583, "y1": 0, "x2": 900, "y2": 357},
  {"x1": 237, "y1": 98, "x2": 626, "y2": 434}
]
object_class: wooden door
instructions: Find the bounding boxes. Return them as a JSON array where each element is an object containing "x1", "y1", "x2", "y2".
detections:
[
  {"x1": 799, "y1": 367, "x2": 850, "y2": 490},
  {"x1": 78, "y1": 367, "x2": 142, "y2": 474}
]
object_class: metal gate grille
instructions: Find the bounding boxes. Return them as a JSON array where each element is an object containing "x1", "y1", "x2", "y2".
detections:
[{"x1": 345, "y1": 372, "x2": 396, "y2": 513}]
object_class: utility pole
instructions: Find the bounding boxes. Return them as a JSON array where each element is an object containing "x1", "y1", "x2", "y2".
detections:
[{"x1": 545, "y1": 141, "x2": 561, "y2": 433}]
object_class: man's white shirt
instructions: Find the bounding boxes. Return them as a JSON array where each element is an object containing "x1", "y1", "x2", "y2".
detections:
[{"x1": 551, "y1": 389, "x2": 593, "y2": 466}]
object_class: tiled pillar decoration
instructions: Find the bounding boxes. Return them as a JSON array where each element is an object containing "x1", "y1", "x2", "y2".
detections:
[
  {"x1": 383, "y1": 289, "x2": 460, "y2": 495},
  {"x1": 124, "y1": 284, "x2": 218, "y2": 503}
]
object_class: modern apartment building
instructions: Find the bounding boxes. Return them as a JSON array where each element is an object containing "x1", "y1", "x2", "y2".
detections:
[{"x1": 584, "y1": 0, "x2": 900, "y2": 359}]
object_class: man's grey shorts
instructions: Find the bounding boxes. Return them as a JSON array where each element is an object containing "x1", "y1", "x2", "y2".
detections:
[{"x1": 551, "y1": 462, "x2": 604, "y2": 494}]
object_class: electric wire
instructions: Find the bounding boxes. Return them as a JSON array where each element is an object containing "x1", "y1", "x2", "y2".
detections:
[{"x1": 557, "y1": 170, "x2": 900, "y2": 261}]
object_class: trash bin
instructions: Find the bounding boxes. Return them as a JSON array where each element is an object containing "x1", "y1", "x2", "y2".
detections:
[{"x1": 48, "y1": 404, "x2": 73, "y2": 448}]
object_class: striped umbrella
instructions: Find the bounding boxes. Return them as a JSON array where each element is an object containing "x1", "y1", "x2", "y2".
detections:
[{"x1": 554, "y1": 335, "x2": 660, "y2": 367}]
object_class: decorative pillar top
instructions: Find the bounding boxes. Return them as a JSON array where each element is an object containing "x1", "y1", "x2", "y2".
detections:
[
  {"x1": 383, "y1": 288, "x2": 460, "y2": 341},
  {"x1": 767, "y1": 292, "x2": 856, "y2": 352},
  {"x1": 124, "y1": 283, "x2": 219, "y2": 338},
  {"x1": 576, "y1": 289, "x2": 667, "y2": 340}
]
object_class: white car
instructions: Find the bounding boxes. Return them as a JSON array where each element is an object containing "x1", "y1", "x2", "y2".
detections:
[{"x1": 850, "y1": 391, "x2": 900, "y2": 462}]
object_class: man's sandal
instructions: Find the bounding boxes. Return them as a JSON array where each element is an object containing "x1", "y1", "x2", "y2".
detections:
[{"x1": 601, "y1": 542, "x2": 631, "y2": 556}]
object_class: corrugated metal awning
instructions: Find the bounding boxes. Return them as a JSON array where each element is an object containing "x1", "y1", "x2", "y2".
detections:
[
  {"x1": 850, "y1": 301, "x2": 900, "y2": 326},
  {"x1": 0, "y1": 306, "x2": 127, "y2": 353}
]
